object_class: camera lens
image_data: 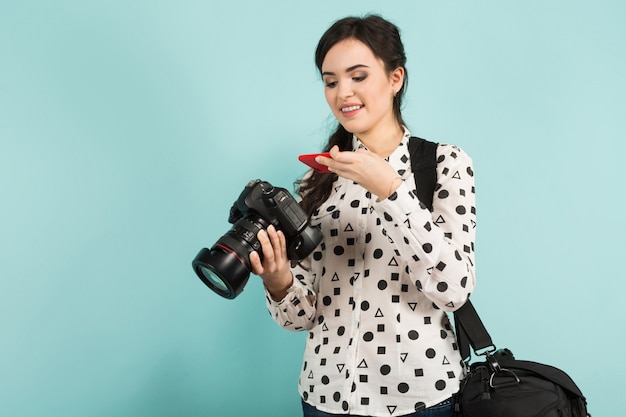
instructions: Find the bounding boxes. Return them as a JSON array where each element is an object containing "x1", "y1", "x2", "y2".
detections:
[
  {"x1": 198, "y1": 265, "x2": 229, "y2": 293},
  {"x1": 192, "y1": 213, "x2": 269, "y2": 299},
  {"x1": 192, "y1": 245, "x2": 251, "y2": 299}
]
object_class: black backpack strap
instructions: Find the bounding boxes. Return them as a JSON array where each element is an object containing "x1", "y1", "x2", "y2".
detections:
[
  {"x1": 453, "y1": 299, "x2": 495, "y2": 361},
  {"x1": 408, "y1": 137, "x2": 438, "y2": 211},
  {"x1": 408, "y1": 136, "x2": 493, "y2": 361}
]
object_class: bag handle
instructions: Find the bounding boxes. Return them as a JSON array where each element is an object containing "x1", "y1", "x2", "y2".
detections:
[{"x1": 409, "y1": 137, "x2": 495, "y2": 362}]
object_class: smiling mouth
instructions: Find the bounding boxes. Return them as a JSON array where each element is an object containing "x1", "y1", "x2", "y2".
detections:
[{"x1": 341, "y1": 105, "x2": 363, "y2": 113}]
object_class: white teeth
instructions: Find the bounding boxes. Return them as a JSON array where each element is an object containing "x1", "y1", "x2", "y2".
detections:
[{"x1": 341, "y1": 105, "x2": 362, "y2": 112}]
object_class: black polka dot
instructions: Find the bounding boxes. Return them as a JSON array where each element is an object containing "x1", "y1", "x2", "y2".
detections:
[
  {"x1": 435, "y1": 380, "x2": 446, "y2": 391},
  {"x1": 398, "y1": 382, "x2": 409, "y2": 393},
  {"x1": 378, "y1": 280, "x2": 388, "y2": 290},
  {"x1": 373, "y1": 248, "x2": 383, "y2": 259},
  {"x1": 456, "y1": 205, "x2": 466, "y2": 215},
  {"x1": 422, "y1": 243, "x2": 432, "y2": 253},
  {"x1": 426, "y1": 348, "x2": 436, "y2": 358},
  {"x1": 363, "y1": 332, "x2": 374, "y2": 342},
  {"x1": 437, "y1": 282, "x2": 448, "y2": 292},
  {"x1": 408, "y1": 330, "x2": 419, "y2": 340},
  {"x1": 380, "y1": 365, "x2": 391, "y2": 375}
]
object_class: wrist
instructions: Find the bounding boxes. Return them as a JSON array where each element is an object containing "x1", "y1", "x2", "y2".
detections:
[
  {"x1": 264, "y1": 272, "x2": 294, "y2": 301},
  {"x1": 376, "y1": 176, "x2": 403, "y2": 201}
]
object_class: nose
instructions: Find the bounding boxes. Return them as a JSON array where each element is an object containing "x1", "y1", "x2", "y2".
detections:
[{"x1": 337, "y1": 80, "x2": 354, "y2": 99}]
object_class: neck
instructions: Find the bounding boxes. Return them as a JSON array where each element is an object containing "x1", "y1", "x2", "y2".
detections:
[{"x1": 357, "y1": 122, "x2": 404, "y2": 157}]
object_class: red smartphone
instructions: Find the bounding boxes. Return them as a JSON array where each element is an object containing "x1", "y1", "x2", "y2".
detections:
[{"x1": 298, "y1": 152, "x2": 332, "y2": 173}]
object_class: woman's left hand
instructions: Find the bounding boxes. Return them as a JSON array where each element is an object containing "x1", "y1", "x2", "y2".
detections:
[{"x1": 316, "y1": 145, "x2": 402, "y2": 200}]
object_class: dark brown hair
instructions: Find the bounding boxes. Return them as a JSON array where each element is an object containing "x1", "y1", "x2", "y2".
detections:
[{"x1": 297, "y1": 15, "x2": 409, "y2": 216}]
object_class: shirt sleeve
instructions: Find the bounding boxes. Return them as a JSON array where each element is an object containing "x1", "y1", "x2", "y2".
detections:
[
  {"x1": 265, "y1": 247, "x2": 318, "y2": 332},
  {"x1": 373, "y1": 144, "x2": 476, "y2": 312}
]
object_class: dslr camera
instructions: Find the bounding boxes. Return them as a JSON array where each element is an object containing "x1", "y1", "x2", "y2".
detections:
[{"x1": 192, "y1": 179, "x2": 322, "y2": 299}]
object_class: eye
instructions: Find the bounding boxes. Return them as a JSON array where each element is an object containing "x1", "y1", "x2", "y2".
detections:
[
  {"x1": 325, "y1": 80, "x2": 338, "y2": 88},
  {"x1": 353, "y1": 74, "x2": 368, "y2": 82}
]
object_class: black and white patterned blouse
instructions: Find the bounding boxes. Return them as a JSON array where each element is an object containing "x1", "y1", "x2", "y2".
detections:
[{"x1": 266, "y1": 129, "x2": 476, "y2": 417}]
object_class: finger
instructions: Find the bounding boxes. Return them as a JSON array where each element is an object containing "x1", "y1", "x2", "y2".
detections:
[
  {"x1": 320, "y1": 147, "x2": 351, "y2": 174},
  {"x1": 267, "y1": 225, "x2": 283, "y2": 257},
  {"x1": 258, "y1": 229, "x2": 276, "y2": 264},
  {"x1": 249, "y1": 251, "x2": 264, "y2": 275},
  {"x1": 315, "y1": 154, "x2": 334, "y2": 171},
  {"x1": 277, "y1": 230, "x2": 287, "y2": 259}
]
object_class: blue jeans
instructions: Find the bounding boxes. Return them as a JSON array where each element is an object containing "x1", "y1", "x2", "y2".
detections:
[{"x1": 301, "y1": 396, "x2": 455, "y2": 417}]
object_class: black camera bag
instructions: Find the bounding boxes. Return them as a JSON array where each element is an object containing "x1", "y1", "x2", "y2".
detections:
[{"x1": 408, "y1": 137, "x2": 591, "y2": 417}]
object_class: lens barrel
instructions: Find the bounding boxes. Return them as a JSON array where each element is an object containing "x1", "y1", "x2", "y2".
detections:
[
  {"x1": 192, "y1": 214, "x2": 268, "y2": 299},
  {"x1": 192, "y1": 246, "x2": 250, "y2": 299}
]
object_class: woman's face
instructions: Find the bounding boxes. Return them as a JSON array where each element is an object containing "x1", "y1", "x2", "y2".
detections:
[{"x1": 321, "y1": 38, "x2": 404, "y2": 139}]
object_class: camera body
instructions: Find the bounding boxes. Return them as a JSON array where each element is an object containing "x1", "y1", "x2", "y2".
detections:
[
  {"x1": 192, "y1": 179, "x2": 322, "y2": 299},
  {"x1": 229, "y1": 179, "x2": 320, "y2": 260}
]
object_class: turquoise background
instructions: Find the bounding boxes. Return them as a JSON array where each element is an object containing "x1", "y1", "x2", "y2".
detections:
[{"x1": 1, "y1": 1, "x2": 623, "y2": 416}]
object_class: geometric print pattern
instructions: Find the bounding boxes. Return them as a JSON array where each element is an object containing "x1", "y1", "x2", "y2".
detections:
[{"x1": 266, "y1": 130, "x2": 476, "y2": 416}]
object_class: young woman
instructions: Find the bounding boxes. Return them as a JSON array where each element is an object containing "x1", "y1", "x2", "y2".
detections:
[{"x1": 250, "y1": 15, "x2": 476, "y2": 417}]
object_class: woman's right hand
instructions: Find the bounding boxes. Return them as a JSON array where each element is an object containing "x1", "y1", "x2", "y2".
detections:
[{"x1": 250, "y1": 225, "x2": 293, "y2": 301}]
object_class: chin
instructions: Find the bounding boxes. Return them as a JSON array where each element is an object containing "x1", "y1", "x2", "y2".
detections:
[{"x1": 339, "y1": 121, "x2": 370, "y2": 136}]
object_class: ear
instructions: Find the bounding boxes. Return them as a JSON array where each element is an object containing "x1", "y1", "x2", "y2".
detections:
[{"x1": 390, "y1": 66, "x2": 405, "y2": 92}]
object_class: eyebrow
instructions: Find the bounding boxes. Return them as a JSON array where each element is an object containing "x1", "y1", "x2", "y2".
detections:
[{"x1": 321, "y1": 64, "x2": 369, "y2": 77}]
